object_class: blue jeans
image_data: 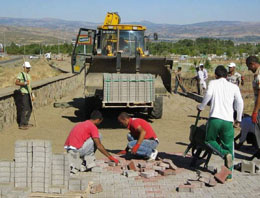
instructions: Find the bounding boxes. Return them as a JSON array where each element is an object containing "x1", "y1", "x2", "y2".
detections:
[
  {"x1": 127, "y1": 133, "x2": 158, "y2": 158},
  {"x1": 78, "y1": 133, "x2": 102, "y2": 157}
]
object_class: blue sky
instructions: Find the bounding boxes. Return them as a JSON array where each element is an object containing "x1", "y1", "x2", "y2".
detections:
[{"x1": 0, "y1": 0, "x2": 259, "y2": 24}]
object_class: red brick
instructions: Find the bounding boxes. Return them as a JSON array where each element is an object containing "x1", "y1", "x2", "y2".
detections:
[
  {"x1": 157, "y1": 169, "x2": 176, "y2": 176},
  {"x1": 214, "y1": 165, "x2": 232, "y2": 184},
  {"x1": 178, "y1": 184, "x2": 195, "y2": 192},
  {"x1": 128, "y1": 160, "x2": 137, "y2": 171}
]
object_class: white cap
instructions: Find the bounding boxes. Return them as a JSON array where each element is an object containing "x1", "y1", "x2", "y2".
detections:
[
  {"x1": 227, "y1": 62, "x2": 236, "y2": 68},
  {"x1": 199, "y1": 63, "x2": 204, "y2": 67},
  {"x1": 23, "y1": 61, "x2": 31, "y2": 68}
]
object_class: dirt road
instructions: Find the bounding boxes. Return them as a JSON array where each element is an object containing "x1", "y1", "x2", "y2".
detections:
[{"x1": 0, "y1": 86, "x2": 212, "y2": 160}]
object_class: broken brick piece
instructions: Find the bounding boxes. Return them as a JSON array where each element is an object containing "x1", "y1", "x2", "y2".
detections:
[
  {"x1": 128, "y1": 160, "x2": 137, "y2": 171},
  {"x1": 214, "y1": 166, "x2": 232, "y2": 184},
  {"x1": 90, "y1": 184, "x2": 103, "y2": 194},
  {"x1": 162, "y1": 159, "x2": 177, "y2": 170},
  {"x1": 158, "y1": 169, "x2": 176, "y2": 176},
  {"x1": 178, "y1": 184, "x2": 195, "y2": 192}
]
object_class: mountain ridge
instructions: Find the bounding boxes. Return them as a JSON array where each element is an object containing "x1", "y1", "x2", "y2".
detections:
[{"x1": 0, "y1": 17, "x2": 260, "y2": 43}]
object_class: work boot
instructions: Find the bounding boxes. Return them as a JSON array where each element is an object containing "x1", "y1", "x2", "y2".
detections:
[
  {"x1": 225, "y1": 153, "x2": 233, "y2": 169},
  {"x1": 19, "y1": 125, "x2": 29, "y2": 130}
]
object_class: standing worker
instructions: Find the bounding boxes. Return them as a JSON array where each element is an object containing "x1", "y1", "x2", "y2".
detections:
[
  {"x1": 64, "y1": 110, "x2": 119, "y2": 173},
  {"x1": 193, "y1": 66, "x2": 205, "y2": 95},
  {"x1": 200, "y1": 63, "x2": 208, "y2": 82},
  {"x1": 117, "y1": 112, "x2": 159, "y2": 161},
  {"x1": 173, "y1": 66, "x2": 186, "y2": 94},
  {"x1": 246, "y1": 56, "x2": 260, "y2": 159},
  {"x1": 15, "y1": 61, "x2": 34, "y2": 130},
  {"x1": 197, "y1": 65, "x2": 244, "y2": 180},
  {"x1": 227, "y1": 62, "x2": 244, "y2": 86}
]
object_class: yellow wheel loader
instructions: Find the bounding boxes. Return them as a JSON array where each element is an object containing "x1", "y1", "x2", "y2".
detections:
[{"x1": 71, "y1": 12, "x2": 173, "y2": 119}]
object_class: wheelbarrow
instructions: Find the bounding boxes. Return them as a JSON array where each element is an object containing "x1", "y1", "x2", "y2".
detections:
[{"x1": 183, "y1": 111, "x2": 213, "y2": 169}]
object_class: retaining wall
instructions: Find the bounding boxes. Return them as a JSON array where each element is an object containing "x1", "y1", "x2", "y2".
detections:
[{"x1": 0, "y1": 72, "x2": 83, "y2": 131}]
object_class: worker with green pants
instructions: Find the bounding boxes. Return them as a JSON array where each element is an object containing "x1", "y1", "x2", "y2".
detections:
[{"x1": 197, "y1": 65, "x2": 243, "y2": 180}]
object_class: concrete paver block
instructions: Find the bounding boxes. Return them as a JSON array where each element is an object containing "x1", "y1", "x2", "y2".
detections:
[
  {"x1": 159, "y1": 162, "x2": 170, "y2": 168},
  {"x1": 153, "y1": 165, "x2": 166, "y2": 171},
  {"x1": 15, "y1": 140, "x2": 28, "y2": 147},
  {"x1": 214, "y1": 165, "x2": 232, "y2": 184},
  {"x1": 162, "y1": 159, "x2": 178, "y2": 170},
  {"x1": 91, "y1": 166, "x2": 103, "y2": 173},
  {"x1": 241, "y1": 160, "x2": 255, "y2": 174},
  {"x1": 178, "y1": 184, "x2": 195, "y2": 192}
]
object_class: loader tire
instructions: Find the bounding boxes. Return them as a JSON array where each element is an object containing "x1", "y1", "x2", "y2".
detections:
[{"x1": 149, "y1": 96, "x2": 163, "y2": 119}]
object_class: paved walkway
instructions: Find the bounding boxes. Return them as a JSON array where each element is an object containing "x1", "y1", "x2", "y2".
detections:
[{"x1": 70, "y1": 151, "x2": 260, "y2": 198}]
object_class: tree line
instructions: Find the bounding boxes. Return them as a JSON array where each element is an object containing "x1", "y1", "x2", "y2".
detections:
[
  {"x1": 148, "y1": 38, "x2": 260, "y2": 57},
  {"x1": 5, "y1": 43, "x2": 73, "y2": 55},
  {"x1": 4, "y1": 38, "x2": 260, "y2": 57}
]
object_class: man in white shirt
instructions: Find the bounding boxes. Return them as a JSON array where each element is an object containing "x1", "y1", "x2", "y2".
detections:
[
  {"x1": 193, "y1": 66, "x2": 206, "y2": 95},
  {"x1": 197, "y1": 65, "x2": 244, "y2": 180},
  {"x1": 200, "y1": 63, "x2": 208, "y2": 81}
]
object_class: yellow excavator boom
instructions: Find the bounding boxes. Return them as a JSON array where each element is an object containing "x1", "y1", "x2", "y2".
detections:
[{"x1": 103, "y1": 12, "x2": 121, "y2": 25}]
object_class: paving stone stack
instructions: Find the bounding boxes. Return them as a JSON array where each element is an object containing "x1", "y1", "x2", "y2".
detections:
[
  {"x1": 50, "y1": 153, "x2": 69, "y2": 193},
  {"x1": 14, "y1": 140, "x2": 53, "y2": 192},
  {"x1": 0, "y1": 161, "x2": 14, "y2": 184}
]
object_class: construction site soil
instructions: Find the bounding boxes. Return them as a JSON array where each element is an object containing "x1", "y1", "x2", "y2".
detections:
[{"x1": 0, "y1": 86, "x2": 213, "y2": 161}]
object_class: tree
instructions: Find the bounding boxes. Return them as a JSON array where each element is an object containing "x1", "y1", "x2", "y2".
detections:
[{"x1": 204, "y1": 59, "x2": 211, "y2": 70}]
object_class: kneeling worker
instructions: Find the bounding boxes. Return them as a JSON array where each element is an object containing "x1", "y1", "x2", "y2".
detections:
[
  {"x1": 64, "y1": 110, "x2": 118, "y2": 172},
  {"x1": 117, "y1": 112, "x2": 159, "y2": 160}
]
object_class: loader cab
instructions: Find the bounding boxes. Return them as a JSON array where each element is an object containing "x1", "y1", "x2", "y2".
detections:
[{"x1": 97, "y1": 25, "x2": 146, "y2": 57}]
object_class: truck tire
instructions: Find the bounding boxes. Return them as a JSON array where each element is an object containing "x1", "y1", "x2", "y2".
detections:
[{"x1": 148, "y1": 96, "x2": 163, "y2": 119}]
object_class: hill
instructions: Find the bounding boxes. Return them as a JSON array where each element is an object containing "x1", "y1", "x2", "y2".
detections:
[{"x1": 0, "y1": 17, "x2": 260, "y2": 44}]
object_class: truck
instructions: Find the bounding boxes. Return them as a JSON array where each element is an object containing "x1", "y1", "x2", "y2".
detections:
[{"x1": 71, "y1": 12, "x2": 173, "y2": 118}]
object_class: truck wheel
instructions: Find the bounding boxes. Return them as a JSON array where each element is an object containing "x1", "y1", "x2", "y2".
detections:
[{"x1": 148, "y1": 96, "x2": 163, "y2": 119}]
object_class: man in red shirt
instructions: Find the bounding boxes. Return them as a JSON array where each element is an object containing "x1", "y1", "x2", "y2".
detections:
[
  {"x1": 117, "y1": 112, "x2": 159, "y2": 160},
  {"x1": 64, "y1": 110, "x2": 118, "y2": 172}
]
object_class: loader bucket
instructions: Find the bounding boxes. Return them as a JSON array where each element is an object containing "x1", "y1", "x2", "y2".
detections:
[{"x1": 86, "y1": 56, "x2": 172, "y2": 93}]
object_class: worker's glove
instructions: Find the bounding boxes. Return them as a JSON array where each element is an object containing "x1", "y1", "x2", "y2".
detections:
[
  {"x1": 108, "y1": 156, "x2": 119, "y2": 164},
  {"x1": 252, "y1": 112, "x2": 258, "y2": 123},
  {"x1": 117, "y1": 150, "x2": 127, "y2": 155},
  {"x1": 131, "y1": 144, "x2": 140, "y2": 154}
]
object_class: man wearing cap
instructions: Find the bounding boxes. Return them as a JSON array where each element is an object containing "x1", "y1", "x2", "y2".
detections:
[
  {"x1": 15, "y1": 62, "x2": 34, "y2": 130},
  {"x1": 227, "y1": 62, "x2": 244, "y2": 86},
  {"x1": 246, "y1": 56, "x2": 260, "y2": 159}
]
